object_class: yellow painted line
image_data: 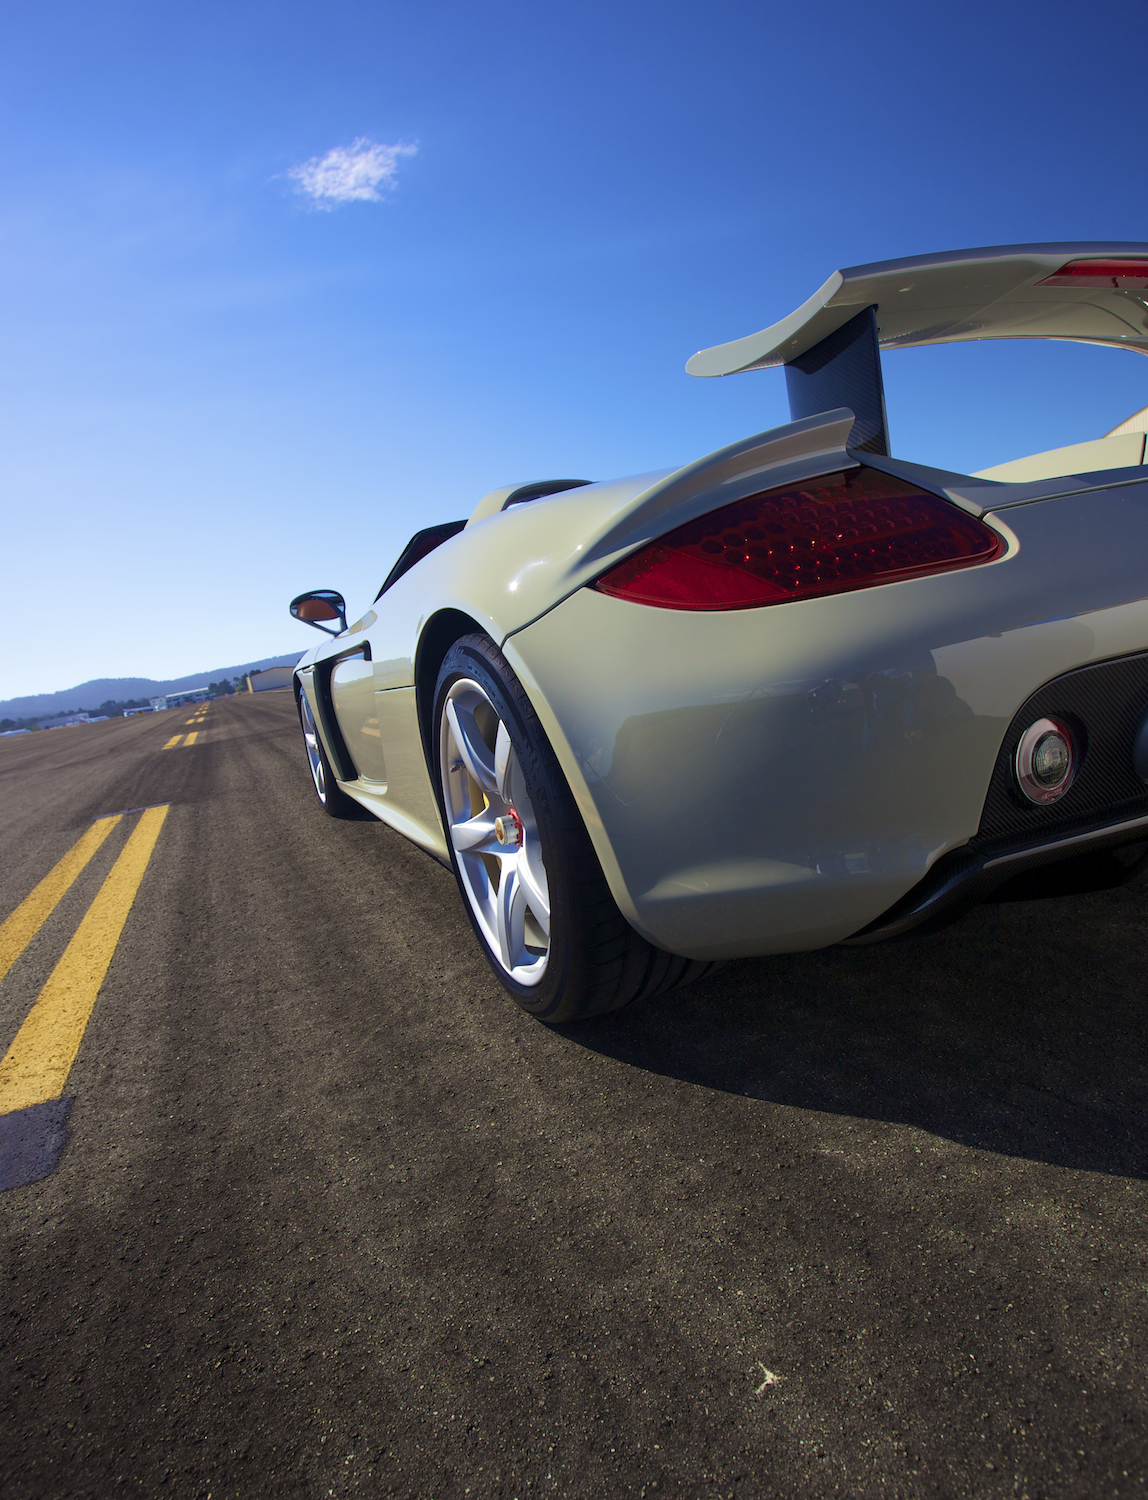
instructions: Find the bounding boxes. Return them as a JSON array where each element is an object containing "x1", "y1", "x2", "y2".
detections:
[
  {"x1": 0, "y1": 806, "x2": 169, "y2": 1114},
  {"x1": 0, "y1": 817, "x2": 121, "y2": 988},
  {"x1": 184, "y1": 717, "x2": 199, "y2": 725},
  {"x1": 162, "y1": 735, "x2": 183, "y2": 750},
  {"x1": 184, "y1": 731, "x2": 198, "y2": 746}
]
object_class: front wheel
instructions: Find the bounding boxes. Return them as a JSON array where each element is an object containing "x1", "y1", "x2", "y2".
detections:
[
  {"x1": 298, "y1": 688, "x2": 355, "y2": 817},
  {"x1": 433, "y1": 634, "x2": 719, "y2": 1022}
]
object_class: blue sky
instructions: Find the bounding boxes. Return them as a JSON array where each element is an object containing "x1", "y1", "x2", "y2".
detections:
[{"x1": 2, "y1": 0, "x2": 1147, "y2": 699}]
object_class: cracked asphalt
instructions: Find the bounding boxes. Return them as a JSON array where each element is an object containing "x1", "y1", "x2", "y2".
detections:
[{"x1": 1, "y1": 690, "x2": 1146, "y2": 1498}]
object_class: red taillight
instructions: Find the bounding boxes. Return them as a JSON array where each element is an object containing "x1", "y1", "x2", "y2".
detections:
[
  {"x1": 592, "y1": 468, "x2": 1002, "y2": 611},
  {"x1": 1037, "y1": 258, "x2": 1148, "y2": 289}
]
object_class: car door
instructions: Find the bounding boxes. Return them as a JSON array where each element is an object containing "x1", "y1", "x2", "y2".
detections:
[{"x1": 361, "y1": 567, "x2": 446, "y2": 852}]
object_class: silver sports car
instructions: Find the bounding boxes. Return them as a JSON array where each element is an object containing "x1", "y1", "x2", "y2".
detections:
[{"x1": 290, "y1": 242, "x2": 1148, "y2": 1022}]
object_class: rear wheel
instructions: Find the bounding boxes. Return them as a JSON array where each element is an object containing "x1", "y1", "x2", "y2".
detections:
[
  {"x1": 298, "y1": 688, "x2": 355, "y2": 817},
  {"x1": 433, "y1": 634, "x2": 720, "y2": 1022}
]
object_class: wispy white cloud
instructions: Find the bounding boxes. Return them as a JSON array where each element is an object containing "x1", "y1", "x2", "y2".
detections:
[{"x1": 287, "y1": 138, "x2": 417, "y2": 209}]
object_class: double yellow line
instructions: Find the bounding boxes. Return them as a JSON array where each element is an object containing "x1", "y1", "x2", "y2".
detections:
[
  {"x1": 164, "y1": 709, "x2": 206, "y2": 750},
  {"x1": 0, "y1": 806, "x2": 168, "y2": 1115}
]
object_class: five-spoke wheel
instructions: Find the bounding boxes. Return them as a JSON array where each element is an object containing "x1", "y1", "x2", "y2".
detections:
[
  {"x1": 440, "y1": 677, "x2": 552, "y2": 986},
  {"x1": 297, "y1": 687, "x2": 354, "y2": 817},
  {"x1": 300, "y1": 691, "x2": 327, "y2": 804}
]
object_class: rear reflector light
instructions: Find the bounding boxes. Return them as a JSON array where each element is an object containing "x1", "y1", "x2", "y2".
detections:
[
  {"x1": 592, "y1": 468, "x2": 1002, "y2": 611},
  {"x1": 1037, "y1": 258, "x2": 1148, "y2": 289},
  {"x1": 1015, "y1": 717, "x2": 1076, "y2": 804}
]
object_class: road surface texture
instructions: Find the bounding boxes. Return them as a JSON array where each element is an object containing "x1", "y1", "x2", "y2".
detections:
[{"x1": 1, "y1": 691, "x2": 1146, "y2": 1499}]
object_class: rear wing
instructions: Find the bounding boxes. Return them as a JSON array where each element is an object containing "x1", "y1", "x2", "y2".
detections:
[{"x1": 686, "y1": 243, "x2": 1148, "y2": 457}]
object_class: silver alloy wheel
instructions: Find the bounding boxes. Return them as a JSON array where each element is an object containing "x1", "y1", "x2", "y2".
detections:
[
  {"x1": 439, "y1": 677, "x2": 551, "y2": 986},
  {"x1": 300, "y1": 692, "x2": 327, "y2": 804}
]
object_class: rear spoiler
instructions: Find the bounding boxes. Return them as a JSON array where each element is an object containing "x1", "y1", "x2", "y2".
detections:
[{"x1": 686, "y1": 243, "x2": 1148, "y2": 458}]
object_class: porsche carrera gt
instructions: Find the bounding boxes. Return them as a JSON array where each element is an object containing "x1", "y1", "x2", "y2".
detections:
[{"x1": 290, "y1": 242, "x2": 1148, "y2": 1022}]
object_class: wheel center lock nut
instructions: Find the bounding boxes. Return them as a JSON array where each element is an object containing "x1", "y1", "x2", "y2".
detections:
[{"x1": 495, "y1": 811, "x2": 524, "y2": 846}]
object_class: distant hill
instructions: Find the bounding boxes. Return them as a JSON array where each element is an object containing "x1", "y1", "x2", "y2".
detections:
[{"x1": 0, "y1": 653, "x2": 306, "y2": 722}]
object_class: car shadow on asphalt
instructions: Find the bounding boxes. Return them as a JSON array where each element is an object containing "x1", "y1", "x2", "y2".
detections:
[{"x1": 560, "y1": 879, "x2": 1148, "y2": 1179}]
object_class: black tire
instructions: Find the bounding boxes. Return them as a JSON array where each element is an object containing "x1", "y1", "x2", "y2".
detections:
[
  {"x1": 297, "y1": 687, "x2": 356, "y2": 818},
  {"x1": 433, "y1": 633, "x2": 721, "y2": 1022}
]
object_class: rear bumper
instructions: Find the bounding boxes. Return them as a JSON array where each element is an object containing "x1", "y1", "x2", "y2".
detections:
[
  {"x1": 848, "y1": 642, "x2": 1148, "y2": 940},
  {"x1": 505, "y1": 481, "x2": 1148, "y2": 960},
  {"x1": 844, "y1": 809, "x2": 1148, "y2": 944}
]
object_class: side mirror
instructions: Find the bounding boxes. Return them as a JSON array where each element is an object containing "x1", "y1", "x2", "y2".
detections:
[{"x1": 290, "y1": 589, "x2": 347, "y2": 637}]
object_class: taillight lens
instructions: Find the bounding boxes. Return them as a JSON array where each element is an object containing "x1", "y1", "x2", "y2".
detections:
[
  {"x1": 592, "y1": 468, "x2": 1002, "y2": 611},
  {"x1": 1037, "y1": 258, "x2": 1148, "y2": 289}
]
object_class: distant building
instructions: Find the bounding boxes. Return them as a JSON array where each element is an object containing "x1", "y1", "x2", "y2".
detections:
[
  {"x1": 150, "y1": 687, "x2": 209, "y2": 710},
  {"x1": 246, "y1": 666, "x2": 294, "y2": 693},
  {"x1": 41, "y1": 712, "x2": 92, "y2": 730}
]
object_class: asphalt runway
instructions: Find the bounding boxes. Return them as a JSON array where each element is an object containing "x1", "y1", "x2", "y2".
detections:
[{"x1": 1, "y1": 691, "x2": 1146, "y2": 1499}]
